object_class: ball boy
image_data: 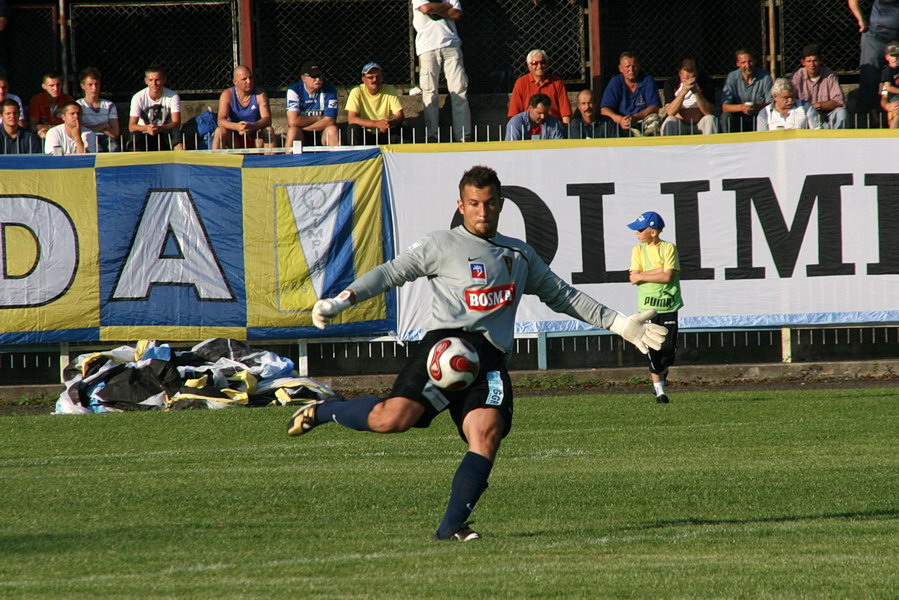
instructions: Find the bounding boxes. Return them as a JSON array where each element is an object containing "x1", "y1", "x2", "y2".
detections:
[{"x1": 627, "y1": 211, "x2": 683, "y2": 403}]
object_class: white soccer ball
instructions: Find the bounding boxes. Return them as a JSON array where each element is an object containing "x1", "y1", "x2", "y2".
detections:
[{"x1": 426, "y1": 336, "x2": 480, "y2": 391}]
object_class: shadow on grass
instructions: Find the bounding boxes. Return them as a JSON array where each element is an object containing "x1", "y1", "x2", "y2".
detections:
[{"x1": 628, "y1": 507, "x2": 899, "y2": 531}]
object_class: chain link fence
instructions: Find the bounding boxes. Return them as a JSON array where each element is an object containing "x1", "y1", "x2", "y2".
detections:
[
  {"x1": 68, "y1": 1, "x2": 236, "y2": 97},
  {"x1": 253, "y1": 0, "x2": 585, "y2": 93},
  {"x1": 3, "y1": 4, "x2": 59, "y2": 100},
  {"x1": 779, "y1": 0, "x2": 869, "y2": 76}
]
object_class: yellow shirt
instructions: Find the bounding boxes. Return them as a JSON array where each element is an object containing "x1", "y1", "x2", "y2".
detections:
[{"x1": 345, "y1": 84, "x2": 402, "y2": 132}]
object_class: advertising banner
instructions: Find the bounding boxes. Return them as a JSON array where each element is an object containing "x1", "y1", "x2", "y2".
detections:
[
  {"x1": 0, "y1": 150, "x2": 392, "y2": 343},
  {"x1": 383, "y1": 132, "x2": 899, "y2": 341}
]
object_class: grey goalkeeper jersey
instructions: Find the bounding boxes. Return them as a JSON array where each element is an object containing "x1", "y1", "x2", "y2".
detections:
[{"x1": 349, "y1": 225, "x2": 619, "y2": 354}]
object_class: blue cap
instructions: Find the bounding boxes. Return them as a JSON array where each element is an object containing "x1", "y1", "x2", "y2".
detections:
[
  {"x1": 627, "y1": 211, "x2": 665, "y2": 230},
  {"x1": 361, "y1": 62, "x2": 382, "y2": 74}
]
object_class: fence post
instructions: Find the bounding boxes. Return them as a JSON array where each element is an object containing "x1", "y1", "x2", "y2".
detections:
[
  {"x1": 296, "y1": 338, "x2": 309, "y2": 376},
  {"x1": 59, "y1": 341, "x2": 70, "y2": 383},
  {"x1": 537, "y1": 332, "x2": 548, "y2": 370},
  {"x1": 780, "y1": 326, "x2": 792, "y2": 363}
]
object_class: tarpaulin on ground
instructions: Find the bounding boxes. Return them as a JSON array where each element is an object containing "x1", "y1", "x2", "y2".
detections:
[{"x1": 55, "y1": 337, "x2": 338, "y2": 414}]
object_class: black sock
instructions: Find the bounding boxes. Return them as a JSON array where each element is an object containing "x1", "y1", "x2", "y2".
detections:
[{"x1": 436, "y1": 451, "x2": 493, "y2": 539}]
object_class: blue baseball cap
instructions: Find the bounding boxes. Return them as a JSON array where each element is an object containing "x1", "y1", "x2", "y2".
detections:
[
  {"x1": 627, "y1": 211, "x2": 665, "y2": 231},
  {"x1": 361, "y1": 62, "x2": 382, "y2": 74}
]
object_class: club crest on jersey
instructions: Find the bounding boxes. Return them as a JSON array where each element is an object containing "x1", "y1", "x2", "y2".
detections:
[
  {"x1": 466, "y1": 283, "x2": 515, "y2": 311},
  {"x1": 469, "y1": 263, "x2": 486, "y2": 280}
]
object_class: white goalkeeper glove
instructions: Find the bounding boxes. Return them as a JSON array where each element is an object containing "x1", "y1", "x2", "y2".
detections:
[
  {"x1": 609, "y1": 309, "x2": 667, "y2": 354},
  {"x1": 311, "y1": 290, "x2": 355, "y2": 329}
]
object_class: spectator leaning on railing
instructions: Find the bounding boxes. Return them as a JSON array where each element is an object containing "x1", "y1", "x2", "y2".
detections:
[
  {"x1": 77, "y1": 67, "x2": 120, "y2": 152},
  {"x1": 0, "y1": 98, "x2": 40, "y2": 154},
  {"x1": 756, "y1": 77, "x2": 821, "y2": 131},
  {"x1": 214, "y1": 65, "x2": 274, "y2": 150},
  {"x1": 44, "y1": 101, "x2": 97, "y2": 154},
  {"x1": 128, "y1": 66, "x2": 182, "y2": 151},
  {"x1": 600, "y1": 51, "x2": 661, "y2": 137},
  {"x1": 720, "y1": 48, "x2": 773, "y2": 133},
  {"x1": 29, "y1": 72, "x2": 74, "y2": 140},
  {"x1": 0, "y1": 73, "x2": 26, "y2": 130},
  {"x1": 505, "y1": 92, "x2": 562, "y2": 141},
  {"x1": 508, "y1": 50, "x2": 572, "y2": 125}
]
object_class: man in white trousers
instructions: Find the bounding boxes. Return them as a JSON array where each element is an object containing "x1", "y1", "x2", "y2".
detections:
[{"x1": 412, "y1": 0, "x2": 472, "y2": 142}]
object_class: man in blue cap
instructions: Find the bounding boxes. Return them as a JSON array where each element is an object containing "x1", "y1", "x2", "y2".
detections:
[
  {"x1": 627, "y1": 211, "x2": 683, "y2": 403},
  {"x1": 345, "y1": 62, "x2": 406, "y2": 144}
]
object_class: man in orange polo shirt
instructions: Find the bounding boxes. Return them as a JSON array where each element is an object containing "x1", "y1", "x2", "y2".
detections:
[{"x1": 507, "y1": 49, "x2": 572, "y2": 125}]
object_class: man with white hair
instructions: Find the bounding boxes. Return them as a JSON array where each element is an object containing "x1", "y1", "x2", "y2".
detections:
[
  {"x1": 756, "y1": 77, "x2": 821, "y2": 130},
  {"x1": 507, "y1": 49, "x2": 572, "y2": 124}
]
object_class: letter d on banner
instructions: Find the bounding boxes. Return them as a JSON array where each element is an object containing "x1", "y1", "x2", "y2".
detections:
[{"x1": 0, "y1": 195, "x2": 78, "y2": 307}]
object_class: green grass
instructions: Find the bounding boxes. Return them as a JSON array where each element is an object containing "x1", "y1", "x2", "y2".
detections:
[{"x1": 1, "y1": 388, "x2": 897, "y2": 599}]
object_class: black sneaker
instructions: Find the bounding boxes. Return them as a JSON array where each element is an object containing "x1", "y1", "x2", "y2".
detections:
[
  {"x1": 656, "y1": 394, "x2": 670, "y2": 404},
  {"x1": 433, "y1": 522, "x2": 481, "y2": 542},
  {"x1": 287, "y1": 400, "x2": 324, "y2": 436}
]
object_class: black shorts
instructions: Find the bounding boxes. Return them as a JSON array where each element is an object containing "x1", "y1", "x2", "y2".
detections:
[
  {"x1": 648, "y1": 311, "x2": 679, "y2": 374},
  {"x1": 390, "y1": 328, "x2": 514, "y2": 441}
]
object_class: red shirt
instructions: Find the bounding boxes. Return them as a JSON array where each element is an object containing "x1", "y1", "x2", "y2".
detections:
[
  {"x1": 29, "y1": 92, "x2": 76, "y2": 127},
  {"x1": 507, "y1": 73, "x2": 572, "y2": 120}
]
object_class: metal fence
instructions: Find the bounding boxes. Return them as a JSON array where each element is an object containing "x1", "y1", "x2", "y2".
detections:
[
  {"x1": 3, "y1": 325, "x2": 897, "y2": 385},
  {"x1": 68, "y1": 1, "x2": 237, "y2": 96}
]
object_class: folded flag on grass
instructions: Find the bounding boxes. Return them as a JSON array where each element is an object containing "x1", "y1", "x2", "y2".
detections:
[{"x1": 55, "y1": 338, "x2": 336, "y2": 414}]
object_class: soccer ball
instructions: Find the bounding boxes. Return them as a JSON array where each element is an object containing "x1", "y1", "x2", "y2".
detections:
[{"x1": 426, "y1": 337, "x2": 480, "y2": 391}]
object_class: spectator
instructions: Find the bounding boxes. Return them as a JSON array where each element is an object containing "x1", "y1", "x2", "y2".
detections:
[
  {"x1": 412, "y1": 0, "x2": 472, "y2": 142},
  {"x1": 567, "y1": 89, "x2": 604, "y2": 139},
  {"x1": 507, "y1": 50, "x2": 572, "y2": 124},
  {"x1": 880, "y1": 41, "x2": 899, "y2": 128},
  {"x1": 214, "y1": 65, "x2": 274, "y2": 150},
  {"x1": 28, "y1": 72, "x2": 75, "y2": 139},
  {"x1": 600, "y1": 51, "x2": 661, "y2": 136},
  {"x1": 661, "y1": 59, "x2": 718, "y2": 135},
  {"x1": 849, "y1": 0, "x2": 899, "y2": 120},
  {"x1": 285, "y1": 61, "x2": 339, "y2": 147},
  {"x1": 720, "y1": 49, "x2": 773, "y2": 133},
  {"x1": 128, "y1": 66, "x2": 182, "y2": 151},
  {"x1": 76, "y1": 67, "x2": 120, "y2": 152},
  {"x1": 757, "y1": 78, "x2": 821, "y2": 130},
  {"x1": 505, "y1": 93, "x2": 562, "y2": 140},
  {"x1": 0, "y1": 73, "x2": 25, "y2": 129},
  {"x1": 345, "y1": 62, "x2": 406, "y2": 145},
  {"x1": 790, "y1": 44, "x2": 849, "y2": 129},
  {"x1": 0, "y1": 98, "x2": 40, "y2": 154},
  {"x1": 44, "y1": 101, "x2": 96, "y2": 154}
]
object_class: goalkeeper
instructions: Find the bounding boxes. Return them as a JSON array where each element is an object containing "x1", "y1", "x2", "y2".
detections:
[{"x1": 289, "y1": 165, "x2": 666, "y2": 541}]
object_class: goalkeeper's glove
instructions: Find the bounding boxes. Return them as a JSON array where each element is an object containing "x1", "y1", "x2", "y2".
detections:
[
  {"x1": 311, "y1": 290, "x2": 355, "y2": 329},
  {"x1": 609, "y1": 309, "x2": 667, "y2": 354}
]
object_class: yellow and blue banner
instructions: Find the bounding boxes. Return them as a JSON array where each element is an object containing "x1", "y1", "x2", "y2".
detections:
[{"x1": 0, "y1": 149, "x2": 394, "y2": 343}]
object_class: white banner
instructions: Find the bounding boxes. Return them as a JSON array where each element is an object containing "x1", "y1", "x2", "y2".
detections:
[{"x1": 383, "y1": 133, "x2": 899, "y2": 341}]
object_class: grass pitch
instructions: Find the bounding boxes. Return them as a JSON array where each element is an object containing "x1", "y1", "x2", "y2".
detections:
[{"x1": 1, "y1": 387, "x2": 897, "y2": 599}]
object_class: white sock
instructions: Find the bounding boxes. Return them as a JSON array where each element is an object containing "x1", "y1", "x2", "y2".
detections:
[{"x1": 653, "y1": 381, "x2": 666, "y2": 396}]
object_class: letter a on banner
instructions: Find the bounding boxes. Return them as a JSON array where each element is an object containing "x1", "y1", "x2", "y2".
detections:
[
  {"x1": 0, "y1": 195, "x2": 78, "y2": 307},
  {"x1": 275, "y1": 181, "x2": 355, "y2": 311},
  {"x1": 112, "y1": 190, "x2": 232, "y2": 300}
]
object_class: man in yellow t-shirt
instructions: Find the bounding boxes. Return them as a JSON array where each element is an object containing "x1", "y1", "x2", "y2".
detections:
[
  {"x1": 628, "y1": 211, "x2": 683, "y2": 404},
  {"x1": 345, "y1": 62, "x2": 406, "y2": 145}
]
